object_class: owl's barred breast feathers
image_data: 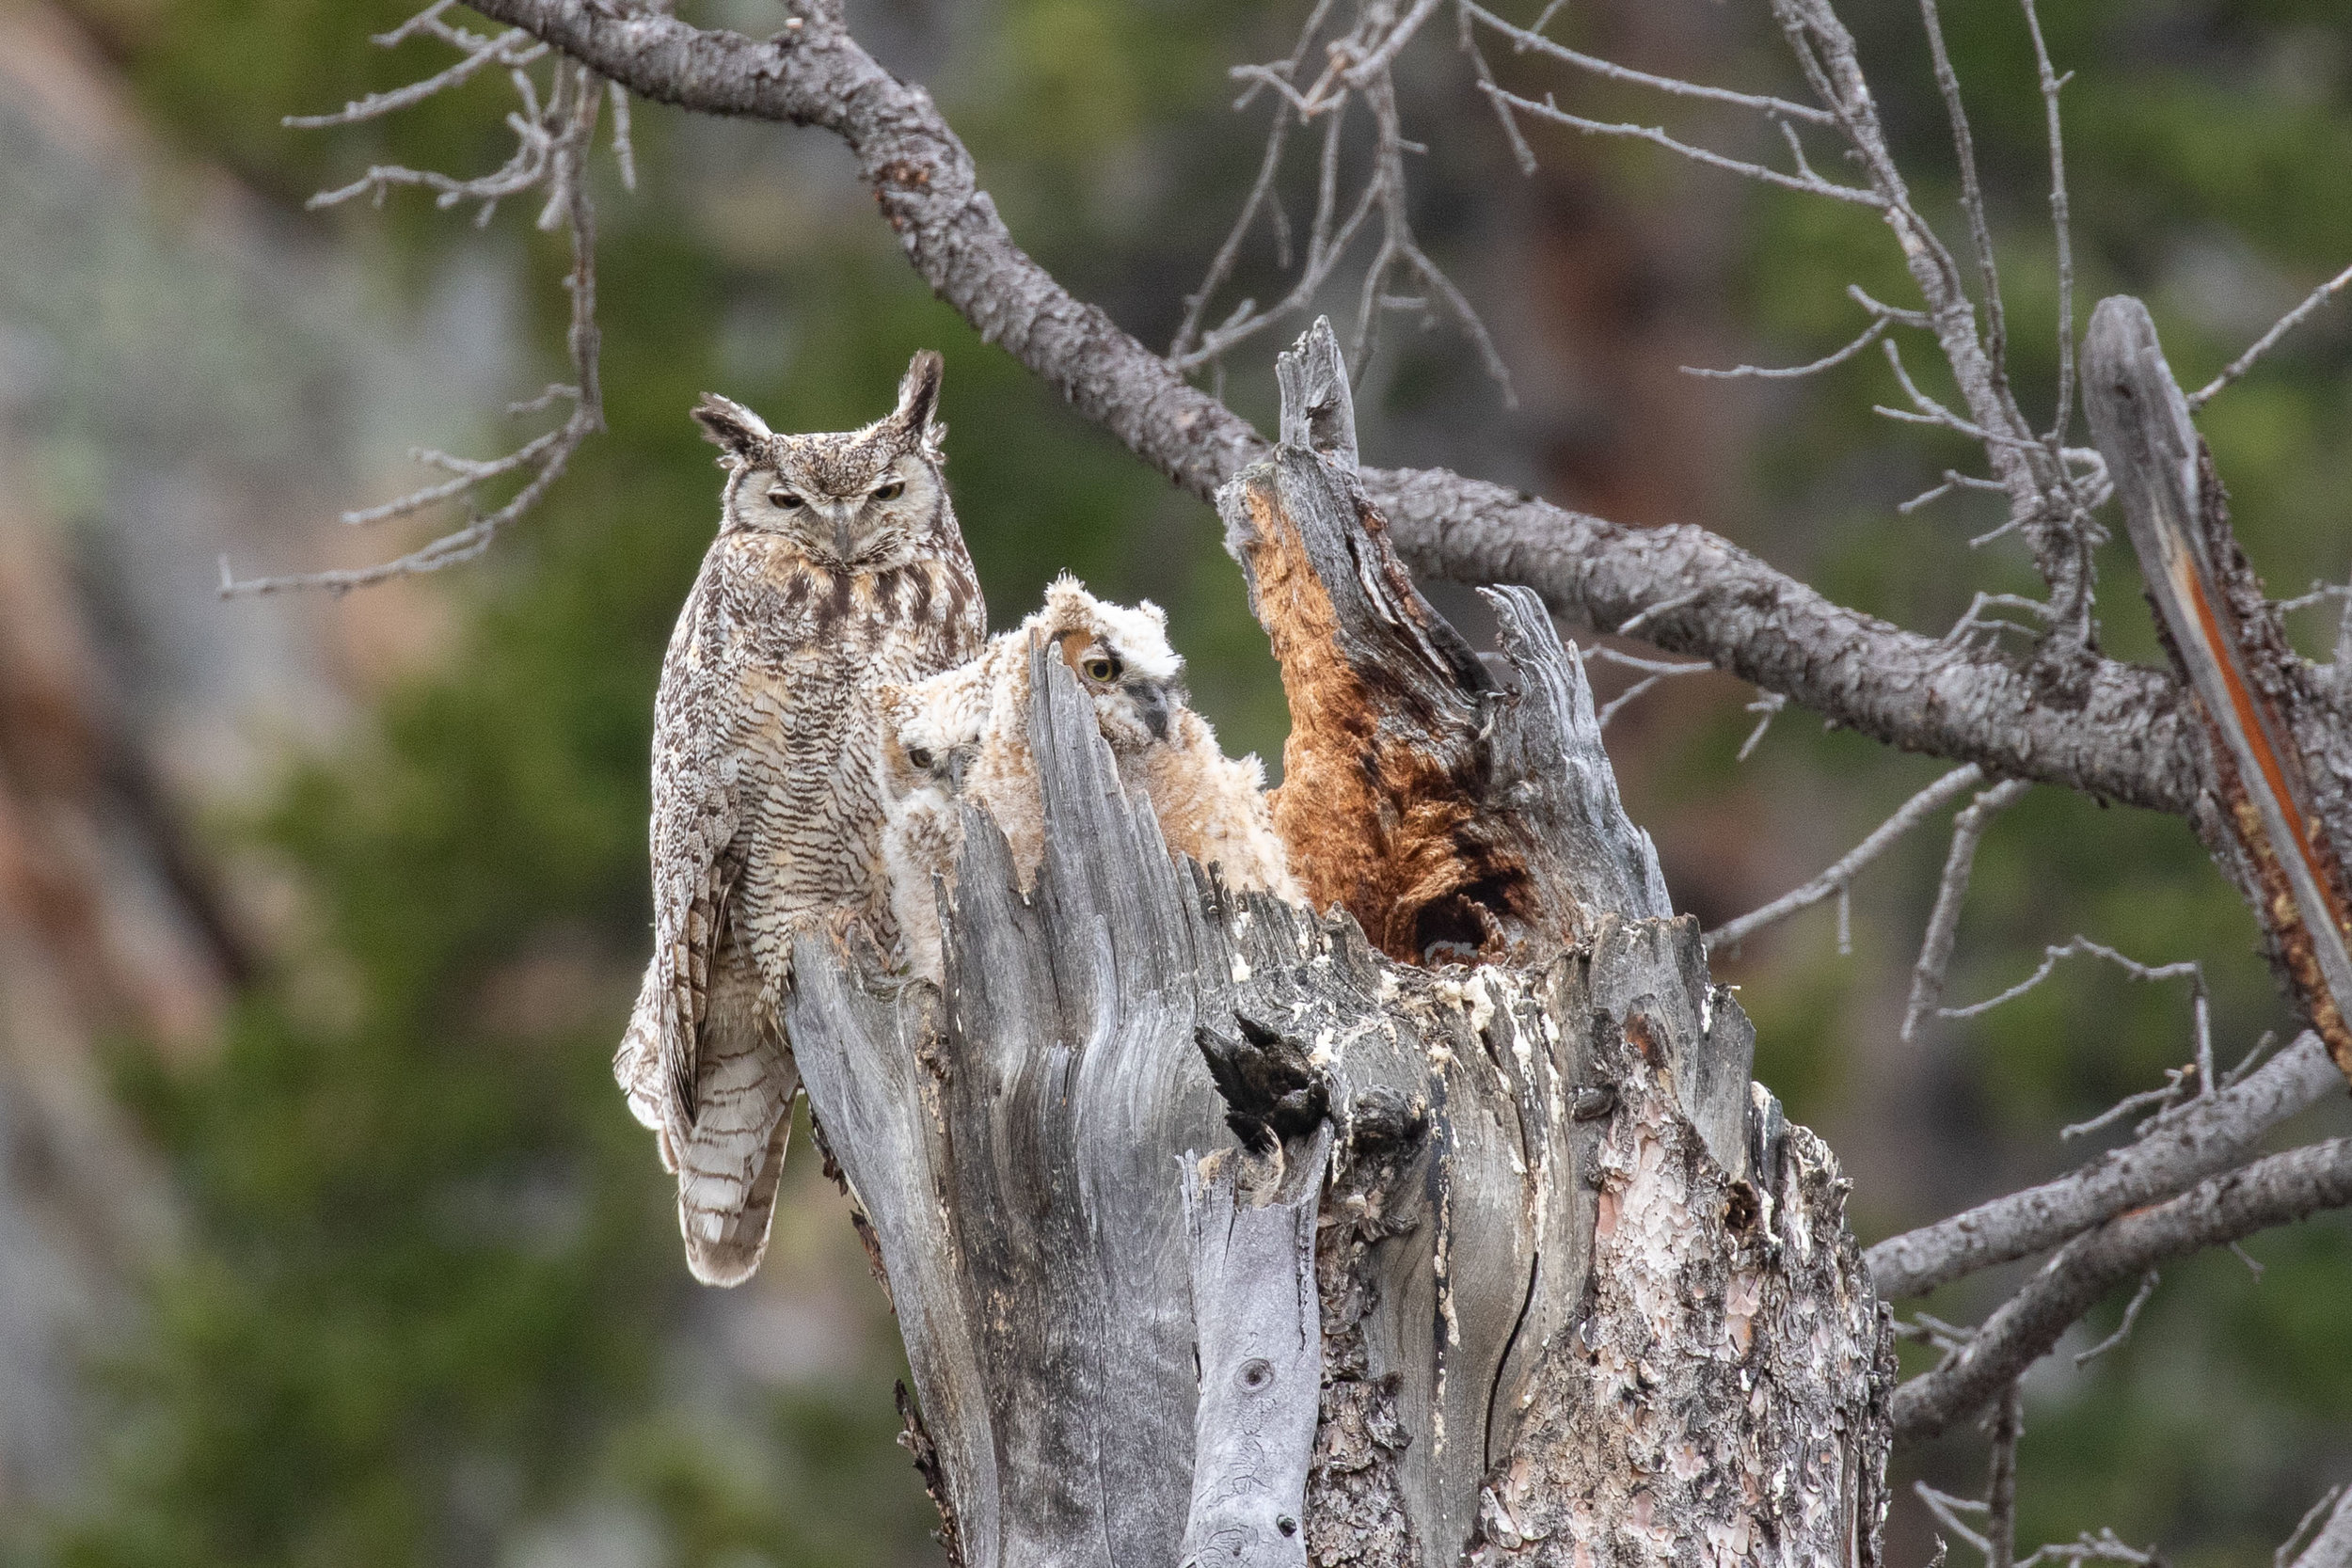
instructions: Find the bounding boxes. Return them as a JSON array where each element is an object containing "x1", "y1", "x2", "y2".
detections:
[{"x1": 621, "y1": 350, "x2": 984, "y2": 1287}]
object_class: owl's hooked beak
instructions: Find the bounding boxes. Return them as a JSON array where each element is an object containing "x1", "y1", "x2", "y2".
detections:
[
  {"x1": 825, "y1": 503, "x2": 858, "y2": 564},
  {"x1": 947, "y1": 748, "x2": 968, "y2": 793},
  {"x1": 1131, "y1": 680, "x2": 1172, "y2": 743}
]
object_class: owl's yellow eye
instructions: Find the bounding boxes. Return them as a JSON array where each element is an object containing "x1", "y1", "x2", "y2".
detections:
[
  {"x1": 870, "y1": 480, "x2": 906, "y2": 502},
  {"x1": 769, "y1": 487, "x2": 803, "y2": 510},
  {"x1": 1083, "y1": 656, "x2": 1121, "y2": 683}
]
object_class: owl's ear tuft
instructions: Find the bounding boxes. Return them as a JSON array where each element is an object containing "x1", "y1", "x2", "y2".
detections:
[
  {"x1": 891, "y1": 350, "x2": 946, "y2": 455},
  {"x1": 691, "y1": 393, "x2": 772, "y2": 467}
]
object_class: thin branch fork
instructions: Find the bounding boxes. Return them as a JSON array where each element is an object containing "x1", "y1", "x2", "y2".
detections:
[
  {"x1": 1169, "y1": 0, "x2": 1512, "y2": 389},
  {"x1": 1890, "y1": 1132, "x2": 2352, "y2": 1444},
  {"x1": 1705, "y1": 764, "x2": 1986, "y2": 955},
  {"x1": 1901, "y1": 776, "x2": 2029, "y2": 1039}
]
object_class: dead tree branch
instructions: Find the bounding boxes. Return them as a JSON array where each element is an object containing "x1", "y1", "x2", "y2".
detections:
[
  {"x1": 2084, "y1": 296, "x2": 2352, "y2": 1082},
  {"x1": 225, "y1": 20, "x2": 616, "y2": 594},
  {"x1": 1892, "y1": 1133, "x2": 2352, "y2": 1443},
  {"x1": 1866, "y1": 1029, "x2": 2340, "y2": 1298},
  {"x1": 443, "y1": 0, "x2": 2211, "y2": 822}
]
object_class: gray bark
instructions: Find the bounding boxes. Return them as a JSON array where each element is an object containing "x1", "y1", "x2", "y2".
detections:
[
  {"x1": 1180, "y1": 1117, "x2": 1329, "y2": 1568},
  {"x1": 2294, "y1": 1488, "x2": 2352, "y2": 1568},
  {"x1": 780, "y1": 324, "x2": 1890, "y2": 1567},
  {"x1": 461, "y1": 0, "x2": 2211, "y2": 821}
]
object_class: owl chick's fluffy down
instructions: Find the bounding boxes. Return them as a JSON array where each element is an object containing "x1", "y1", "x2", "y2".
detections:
[{"x1": 880, "y1": 575, "x2": 1300, "y2": 981}]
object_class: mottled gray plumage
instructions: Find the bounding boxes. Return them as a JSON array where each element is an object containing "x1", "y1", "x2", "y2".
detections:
[{"x1": 618, "y1": 351, "x2": 985, "y2": 1286}]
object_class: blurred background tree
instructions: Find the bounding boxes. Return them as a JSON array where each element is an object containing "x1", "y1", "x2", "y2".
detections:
[{"x1": 0, "y1": 1, "x2": 2347, "y2": 1565}]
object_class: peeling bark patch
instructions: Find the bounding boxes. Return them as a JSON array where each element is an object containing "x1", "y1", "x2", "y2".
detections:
[
  {"x1": 2222, "y1": 770, "x2": 2352, "y2": 1076},
  {"x1": 1310, "y1": 1132, "x2": 1423, "y2": 1568}
]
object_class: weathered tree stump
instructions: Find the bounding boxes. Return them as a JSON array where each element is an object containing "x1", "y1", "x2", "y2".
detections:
[{"x1": 787, "y1": 322, "x2": 1892, "y2": 1568}]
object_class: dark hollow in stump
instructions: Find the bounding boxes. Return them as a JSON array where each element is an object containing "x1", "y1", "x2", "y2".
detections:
[{"x1": 785, "y1": 320, "x2": 1892, "y2": 1568}]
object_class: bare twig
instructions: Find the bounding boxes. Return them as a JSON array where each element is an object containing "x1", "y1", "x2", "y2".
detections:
[
  {"x1": 2015, "y1": 1528, "x2": 2157, "y2": 1568},
  {"x1": 2279, "y1": 580, "x2": 2352, "y2": 617},
  {"x1": 2018, "y1": 0, "x2": 2075, "y2": 446},
  {"x1": 1737, "y1": 690, "x2": 1788, "y2": 763},
  {"x1": 1588, "y1": 644, "x2": 1710, "y2": 676},
  {"x1": 2188, "y1": 259, "x2": 2352, "y2": 410},
  {"x1": 1918, "y1": 0, "x2": 2009, "y2": 412},
  {"x1": 1706, "y1": 765, "x2": 1985, "y2": 953},
  {"x1": 1342, "y1": 0, "x2": 1446, "y2": 87},
  {"x1": 1940, "y1": 936, "x2": 2201, "y2": 1022},
  {"x1": 1684, "y1": 313, "x2": 1890, "y2": 381},
  {"x1": 1597, "y1": 675, "x2": 1663, "y2": 729},
  {"x1": 1175, "y1": 0, "x2": 1511, "y2": 392},
  {"x1": 2071, "y1": 1270, "x2": 2157, "y2": 1367},
  {"x1": 1902, "y1": 776, "x2": 2031, "y2": 1039},
  {"x1": 1460, "y1": 2, "x2": 1835, "y2": 123},
  {"x1": 1899, "y1": 469, "x2": 2009, "y2": 515},
  {"x1": 226, "y1": 27, "x2": 612, "y2": 595},
  {"x1": 1919, "y1": 1484, "x2": 1993, "y2": 1559},
  {"x1": 1482, "y1": 84, "x2": 1884, "y2": 206},
  {"x1": 1988, "y1": 1382, "x2": 2024, "y2": 1568},
  {"x1": 282, "y1": 26, "x2": 545, "y2": 129}
]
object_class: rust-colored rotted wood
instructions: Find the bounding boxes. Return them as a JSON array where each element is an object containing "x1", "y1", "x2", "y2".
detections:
[{"x1": 1218, "y1": 318, "x2": 1670, "y2": 965}]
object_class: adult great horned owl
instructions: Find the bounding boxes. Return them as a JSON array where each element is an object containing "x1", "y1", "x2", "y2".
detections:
[
  {"x1": 881, "y1": 576, "x2": 1298, "y2": 981},
  {"x1": 617, "y1": 351, "x2": 985, "y2": 1286}
]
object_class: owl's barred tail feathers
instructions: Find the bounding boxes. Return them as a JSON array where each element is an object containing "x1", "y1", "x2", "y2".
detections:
[
  {"x1": 617, "y1": 943, "x2": 801, "y2": 1287},
  {"x1": 673, "y1": 1035, "x2": 798, "y2": 1288}
]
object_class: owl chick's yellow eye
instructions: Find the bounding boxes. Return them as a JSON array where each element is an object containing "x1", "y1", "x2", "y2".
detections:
[
  {"x1": 906, "y1": 746, "x2": 934, "y2": 771},
  {"x1": 870, "y1": 480, "x2": 906, "y2": 502},
  {"x1": 1083, "y1": 656, "x2": 1121, "y2": 683},
  {"x1": 769, "y1": 487, "x2": 803, "y2": 510}
]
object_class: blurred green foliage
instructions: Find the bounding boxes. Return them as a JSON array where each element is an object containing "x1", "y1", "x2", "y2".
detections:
[{"x1": 10, "y1": 1, "x2": 2352, "y2": 1565}]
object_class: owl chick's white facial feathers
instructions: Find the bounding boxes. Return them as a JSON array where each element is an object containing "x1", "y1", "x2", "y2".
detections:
[
  {"x1": 1038, "y1": 574, "x2": 1184, "y2": 754},
  {"x1": 878, "y1": 677, "x2": 983, "y2": 985}
]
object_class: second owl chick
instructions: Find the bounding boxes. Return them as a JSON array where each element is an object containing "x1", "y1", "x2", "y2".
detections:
[{"x1": 880, "y1": 576, "x2": 1299, "y2": 980}]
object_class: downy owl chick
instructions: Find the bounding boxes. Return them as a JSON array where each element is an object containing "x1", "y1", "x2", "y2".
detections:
[
  {"x1": 616, "y1": 350, "x2": 986, "y2": 1287},
  {"x1": 876, "y1": 680, "x2": 980, "y2": 988},
  {"x1": 880, "y1": 577, "x2": 1298, "y2": 982}
]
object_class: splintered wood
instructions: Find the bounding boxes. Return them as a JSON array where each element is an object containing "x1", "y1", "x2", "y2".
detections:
[{"x1": 2085, "y1": 295, "x2": 2352, "y2": 1085}]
